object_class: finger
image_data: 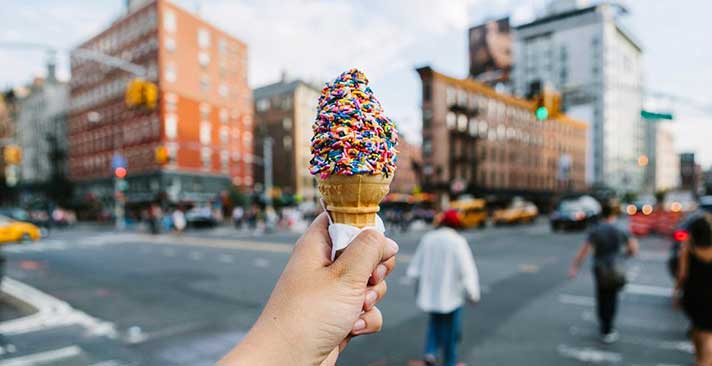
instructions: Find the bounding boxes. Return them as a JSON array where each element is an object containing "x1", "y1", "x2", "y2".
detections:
[
  {"x1": 383, "y1": 238, "x2": 399, "y2": 260},
  {"x1": 330, "y1": 229, "x2": 388, "y2": 284},
  {"x1": 292, "y1": 213, "x2": 332, "y2": 267},
  {"x1": 364, "y1": 280, "x2": 387, "y2": 311},
  {"x1": 351, "y1": 306, "x2": 383, "y2": 336},
  {"x1": 369, "y1": 256, "x2": 396, "y2": 285}
]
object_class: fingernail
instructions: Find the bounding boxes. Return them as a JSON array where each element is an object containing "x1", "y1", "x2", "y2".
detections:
[
  {"x1": 366, "y1": 290, "x2": 378, "y2": 306},
  {"x1": 386, "y1": 239, "x2": 399, "y2": 256},
  {"x1": 352, "y1": 319, "x2": 366, "y2": 332},
  {"x1": 375, "y1": 264, "x2": 387, "y2": 282}
]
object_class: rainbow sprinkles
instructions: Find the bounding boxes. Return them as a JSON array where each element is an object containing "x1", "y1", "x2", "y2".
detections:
[{"x1": 309, "y1": 68, "x2": 399, "y2": 179}]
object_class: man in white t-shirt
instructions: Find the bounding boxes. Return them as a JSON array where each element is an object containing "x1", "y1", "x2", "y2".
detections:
[{"x1": 407, "y1": 209, "x2": 480, "y2": 366}]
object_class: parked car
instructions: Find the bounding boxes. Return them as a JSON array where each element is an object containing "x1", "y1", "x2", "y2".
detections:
[
  {"x1": 186, "y1": 207, "x2": 218, "y2": 228},
  {"x1": 0, "y1": 215, "x2": 42, "y2": 244},
  {"x1": 448, "y1": 198, "x2": 488, "y2": 229},
  {"x1": 550, "y1": 196, "x2": 600, "y2": 231},
  {"x1": 492, "y1": 199, "x2": 538, "y2": 225},
  {"x1": 625, "y1": 195, "x2": 657, "y2": 216}
]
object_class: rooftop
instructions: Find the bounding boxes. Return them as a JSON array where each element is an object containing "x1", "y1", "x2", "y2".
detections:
[
  {"x1": 416, "y1": 66, "x2": 587, "y2": 129},
  {"x1": 253, "y1": 79, "x2": 321, "y2": 100}
]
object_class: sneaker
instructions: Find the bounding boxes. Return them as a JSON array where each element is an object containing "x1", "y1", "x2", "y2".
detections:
[
  {"x1": 423, "y1": 354, "x2": 437, "y2": 365},
  {"x1": 601, "y1": 331, "x2": 619, "y2": 344}
]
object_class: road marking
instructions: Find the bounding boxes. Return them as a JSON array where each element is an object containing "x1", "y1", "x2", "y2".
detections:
[
  {"x1": 253, "y1": 258, "x2": 270, "y2": 268},
  {"x1": 557, "y1": 344, "x2": 622, "y2": 363},
  {"x1": 519, "y1": 264, "x2": 540, "y2": 273},
  {"x1": 559, "y1": 294, "x2": 595, "y2": 306},
  {"x1": 0, "y1": 277, "x2": 116, "y2": 337},
  {"x1": 625, "y1": 284, "x2": 672, "y2": 297},
  {"x1": 569, "y1": 326, "x2": 693, "y2": 354},
  {"x1": 581, "y1": 311, "x2": 678, "y2": 332},
  {"x1": 219, "y1": 254, "x2": 234, "y2": 263},
  {"x1": 89, "y1": 360, "x2": 133, "y2": 366},
  {"x1": 0, "y1": 345, "x2": 81, "y2": 366}
]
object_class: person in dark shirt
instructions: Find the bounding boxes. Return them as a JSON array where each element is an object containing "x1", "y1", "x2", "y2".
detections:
[
  {"x1": 675, "y1": 211, "x2": 712, "y2": 366},
  {"x1": 569, "y1": 203, "x2": 638, "y2": 343}
]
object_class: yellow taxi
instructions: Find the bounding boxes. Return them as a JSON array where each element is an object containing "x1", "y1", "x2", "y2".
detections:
[
  {"x1": 492, "y1": 199, "x2": 538, "y2": 225},
  {"x1": 448, "y1": 198, "x2": 488, "y2": 229},
  {"x1": 0, "y1": 215, "x2": 42, "y2": 244}
]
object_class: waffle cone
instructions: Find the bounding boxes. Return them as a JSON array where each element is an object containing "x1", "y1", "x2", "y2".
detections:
[{"x1": 318, "y1": 174, "x2": 393, "y2": 228}]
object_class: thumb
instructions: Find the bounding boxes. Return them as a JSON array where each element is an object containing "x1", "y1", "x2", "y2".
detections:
[{"x1": 330, "y1": 229, "x2": 386, "y2": 284}]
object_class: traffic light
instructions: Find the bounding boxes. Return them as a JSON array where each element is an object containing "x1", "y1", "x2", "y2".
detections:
[
  {"x1": 114, "y1": 166, "x2": 127, "y2": 179},
  {"x1": 3, "y1": 145, "x2": 22, "y2": 165},
  {"x1": 125, "y1": 78, "x2": 144, "y2": 107},
  {"x1": 155, "y1": 146, "x2": 170, "y2": 165},
  {"x1": 125, "y1": 78, "x2": 158, "y2": 109},
  {"x1": 143, "y1": 82, "x2": 158, "y2": 110},
  {"x1": 535, "y1": 106, "x2": 548, "y2": 121}
]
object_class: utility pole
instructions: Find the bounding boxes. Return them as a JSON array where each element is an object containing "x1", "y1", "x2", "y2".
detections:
[{"x1": 262, "y1": 137, "x2": 276, "y2": 232}]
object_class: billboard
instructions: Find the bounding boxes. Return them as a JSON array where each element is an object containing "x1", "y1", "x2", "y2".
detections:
[{"x1": 468, "y1": 17, "x2": 512, "y2": 84}]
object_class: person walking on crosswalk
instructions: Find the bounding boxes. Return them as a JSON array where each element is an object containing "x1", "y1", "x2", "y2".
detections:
[
  {"x1": 569, "y1": 203, "x2": 638, "y2": 343},
  {"x1": 407, "y1": 209, "x2": 481, "y2": 366}
]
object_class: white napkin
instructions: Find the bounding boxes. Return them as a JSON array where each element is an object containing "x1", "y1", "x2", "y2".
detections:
[{"x1": 322, "y1": 199, "x2": 385, "y2": 260}]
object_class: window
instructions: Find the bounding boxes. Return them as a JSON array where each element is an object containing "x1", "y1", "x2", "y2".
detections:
[
  {"x1": 423, "y1": 84, "x2": 431, "y2": 102},
  {"x1": 218, "y1": 38, "x2": 227, "y2": 53},
  {"x1": 200, "y1": 121, "x2": 211, "y2": 145},
  {"x1": 200, "y1": 75, "x2": 210, "y2": 93},
  {"x1": 282, "y1": 96, "x2": 292, "y2": 110},
  {"x1": 165, "y1": 93, "x2": 177, "y2": 111},
  {"x1": 164, "y1": 10, "x2": 176, "y2": 32},
  {"x1": 165, "y1": 62, "x2": 176, "y2": 82},
  {"x1": 243, "y1": 131, "x2": 252, "y2": 145},
  {"x1": 221, "y1": 150, "x2": 229, "y2": 169},
  {"x1": 256, "y1": 98, "x2": 270, "y2": 112},
  {"x1": 446, "y1": 112, "x2": 456, "y2": 129},
  {"x1": 165, "y1": 114, "x2": 177, "y2": 139},
  {"x1": 423, "y1": 110, "x2": 432, "y2": 129},
  {"x1": 200, "y1": 103, "x2": 211, "y2": 120},
  {"x1": 283, "y1": 117, "x2": 292, "y2": 130},
  {"x1": 219, "y1": 109, "x2": 228, "y2": 123},
  {"x1": 198, "y1": 28, "x2": 210, "y2": 48},
  {"x1": 218, "y1": 83, "x2": 228, "y2": 97},
  {"x1": 198, "y1": 52, "x2": 210, "y2": 67},
  {"x1": 201, "y1": 147, "x2": 211, "y2": 168},
  {"x1": 219, "y1": 126, "x2": 229, "y2": 144},
  {"x1": 457, "y1": 114, "x2": 467, "y2": 132},
  {"x1": 423, "y1": 139, "x2": 432, "y2": 155},
  {"x1": 446, "y1": 87, "x2": 455, "y2": 105}
]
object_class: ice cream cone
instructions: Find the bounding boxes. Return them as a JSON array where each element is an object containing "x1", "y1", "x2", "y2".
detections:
[{"x1": 319, "y1": 174, "x2": 393, "y2": 228}]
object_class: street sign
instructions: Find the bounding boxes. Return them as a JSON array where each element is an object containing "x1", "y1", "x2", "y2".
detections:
[
  {"x1": 641, "y1": 110, "x2": 673, "y2": 120},
  {"x1": 112, "y1": 154, "x2": 127, "y2": 169}
]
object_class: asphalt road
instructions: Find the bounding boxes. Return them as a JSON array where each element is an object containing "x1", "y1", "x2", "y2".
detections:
[{"x1": 0, "y1": 221, "x2": 692, "y2": 366}]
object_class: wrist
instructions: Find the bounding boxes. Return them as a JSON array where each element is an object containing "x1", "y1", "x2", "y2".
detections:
[{"x1": 219, "y1": 318, "x2": 305, "y2": 366}]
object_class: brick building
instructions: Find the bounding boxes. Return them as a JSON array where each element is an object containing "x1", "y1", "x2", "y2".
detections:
[
  {"x1": 417, "y1": 66, "x2": 587, "y2": 205},
  {"x1": 253, "y1": 77, "x2": 321, "y2": 202},
  {"x1": 391, "y1": 138, "x2": 422, "y2": 194},
  {"x1": 68, "y1": 0, "x2": 252, "y2": 207}
]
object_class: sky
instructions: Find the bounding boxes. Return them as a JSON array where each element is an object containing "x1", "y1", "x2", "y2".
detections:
[{"x1": 1, "y1": 0, "x2": 711, "y2": 166}]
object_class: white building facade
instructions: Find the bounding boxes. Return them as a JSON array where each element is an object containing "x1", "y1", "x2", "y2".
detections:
[
  {"x1": 512, "y1": 0, "x2": 644, "y2": 192},
  {"x1": 16, "y1": 63, "x2": 69, "y2": 184}
]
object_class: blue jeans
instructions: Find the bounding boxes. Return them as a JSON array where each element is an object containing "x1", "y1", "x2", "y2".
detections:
[{"x1": 425, "y1": 307, "x2": 462, "y2": 366}]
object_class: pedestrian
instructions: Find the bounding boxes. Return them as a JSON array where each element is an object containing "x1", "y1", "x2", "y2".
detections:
[
  {"x1": 218, "y1": 213, "x2": 398, "y2": 366},
  {"x1": 674, "y1": 210, "x2": 712, "y2": 366},
  {"x1": 172, "y1": 208, "x2": 186, "y2": 234},
  {"x1": 569, "y1": 203, "x2": 638, "y2": 343},
  {"x1": 232, "y1": 205, "x2": 244, "y2": 229},
  {"x1": 407, "y1": 209, "x2": 481, "y2": 366}
]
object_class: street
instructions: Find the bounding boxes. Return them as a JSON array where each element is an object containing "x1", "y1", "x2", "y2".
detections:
[{"x1": 0, "y1": 222, "x2": 691, "y2": 366}]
